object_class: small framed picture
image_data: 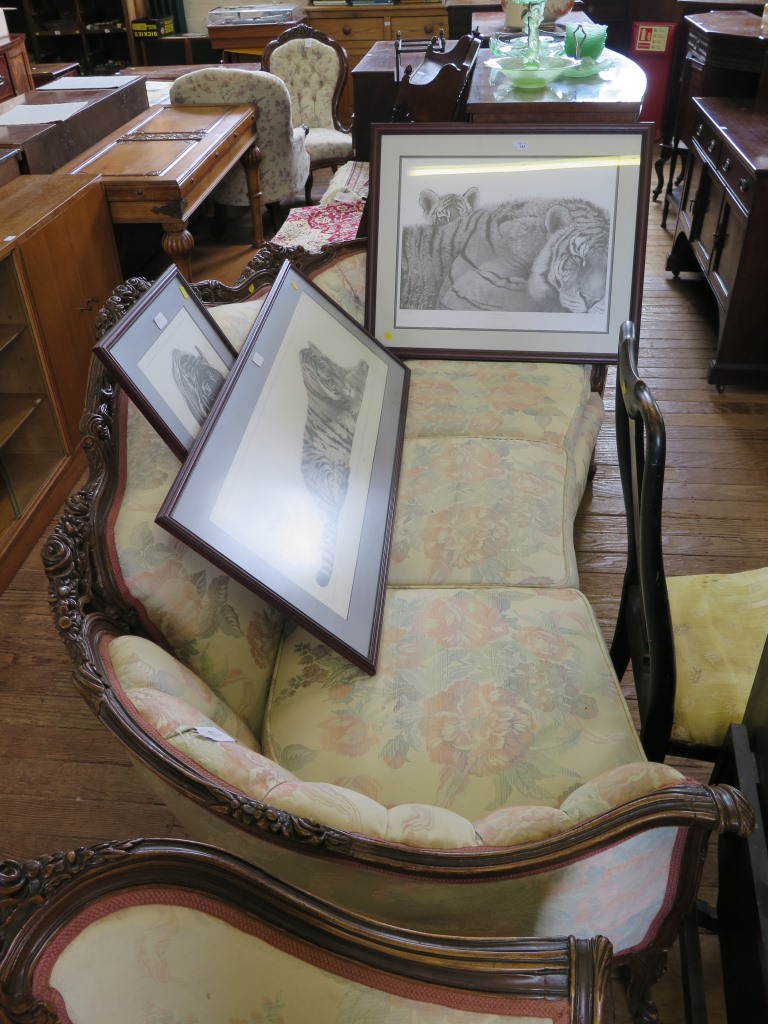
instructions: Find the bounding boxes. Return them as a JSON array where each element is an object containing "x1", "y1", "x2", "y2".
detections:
[
  {"x1": 93, "y1": 265, "x2": 238, "y2": 459},
  {"x1": 157, "y1": 261, "x2": 410, "y2": 675},
  {"x1": 366, "y1": 123, "x2": 653, "y2": 361}
]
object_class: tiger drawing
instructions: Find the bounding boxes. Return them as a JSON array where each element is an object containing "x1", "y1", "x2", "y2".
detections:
[
  {"x1": 418, "y1": 187, "x2": 480, "y2": 223},
  {"x1": 399, "y1": 197, "x2": 610, "y2": 314},
  {"x1": 171, "y1": 346, "x2": 226, "y2": 425},
  {"x1": 298, "y1": 342, "x2": 369, "y2": 588}
]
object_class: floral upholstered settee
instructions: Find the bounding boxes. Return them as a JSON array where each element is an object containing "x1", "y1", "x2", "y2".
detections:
[{"x1": 44, "y1": 242, "x2": 753, "y2": 1024}]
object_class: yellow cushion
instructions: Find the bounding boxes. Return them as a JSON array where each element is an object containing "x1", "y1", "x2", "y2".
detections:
[{"x1": 668, "y1": 565, "x2": 768, "y2": 747}]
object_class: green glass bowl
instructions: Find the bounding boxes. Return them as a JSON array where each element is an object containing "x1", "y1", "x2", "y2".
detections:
[{"x1": 495, "y1": 54, "x2": 578, "y2": 89}]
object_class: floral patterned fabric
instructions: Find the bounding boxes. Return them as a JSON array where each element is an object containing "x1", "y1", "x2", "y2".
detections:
[
  {"x1": 668, "y1": 565, "x2": 768, "y2": 747},
  {"x1": 266, "y1": 587, "x2": 645, "y2": 818},
  {"x1": 270, "y1": 200, "x2": 364, "y2": 250},
  {"x1": 264, "y1": 37, "x2": 353, "y2": 168},
  {"x1": 39, "y1": 896, "x2": 571, "y2": 1024},
  {"x1": 320, "y1": 160, "x2": 370, "y2": 204},
  {"x1": 169, "y1": 68, "x2": 310, "y2": 207},
  {"x1": 110, "y1": 397, "x2": 286, "y2": 734}
]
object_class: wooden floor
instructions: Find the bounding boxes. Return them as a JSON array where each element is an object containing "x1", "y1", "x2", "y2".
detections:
[{"x1": 2, "y1": 169, "x2": 768, "y2": 1023}]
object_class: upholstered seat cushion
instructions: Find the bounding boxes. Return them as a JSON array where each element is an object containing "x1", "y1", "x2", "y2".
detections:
[
  {"x1": 266, "y1": 586, "x2": 646, "y2": 818},
  {"x1": 668, "y1": 565, "x2": 768, "y2": 748},
  {"x1": 304, "y1": 125, "x2": 353, "y2": 164},
  {"x1": 104, "y1": 628, "x2": 677, "y2": 852}
]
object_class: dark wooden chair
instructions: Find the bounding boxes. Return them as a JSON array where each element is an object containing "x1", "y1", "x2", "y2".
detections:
[
  {"x1": 391, "y1": 33, "x2": 482, "y2": 124},
  {"x1": 611, "y1": 320, "x2": 768, "y2": 764},
  {"x1": 0, "y1": 837, "x2": 615, "y2": 1024}
]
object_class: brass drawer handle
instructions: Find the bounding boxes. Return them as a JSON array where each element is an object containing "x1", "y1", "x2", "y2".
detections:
[
  {"x1": 695, "y1": 123, "x2": 704, "y2": 137},
  {"x1": 722, "y1": 157, "x2": 731, "y2": 172},
  {"x1": 707, "y1": 139, "x2": 716, "y2": 154},
  {"x1": 739, "y1": 177, "x2": 750, "y2": 194}
]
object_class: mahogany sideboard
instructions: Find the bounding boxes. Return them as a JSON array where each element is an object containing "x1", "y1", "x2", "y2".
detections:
[
  {"x1": 666, "y1": 95, "x2": 768, "y2": 389},
  {"x1": 0, "y1": 33, "x2": 33, "y2": 101}
]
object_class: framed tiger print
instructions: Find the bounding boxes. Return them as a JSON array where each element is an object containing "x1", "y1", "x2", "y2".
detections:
[
  {"x1": 156, "y1": 261, "x2": 410, "y2": 676},
  {"x1": 366, "y1": 123, "x2": 654, "y2": 361},
  {"x1": 93, "y1": 265, "x2": 238, "y2": 460}
]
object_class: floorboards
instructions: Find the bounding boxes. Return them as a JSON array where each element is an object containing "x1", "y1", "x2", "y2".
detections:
[{"x1": 2, "y1": 165, "x2": 768, "y2": 1023}]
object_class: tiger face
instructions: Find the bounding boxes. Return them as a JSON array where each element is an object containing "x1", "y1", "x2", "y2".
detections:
[
  {"x1": 527, "y1": 204, "x2": 609, "y2": 314},
  {"x1": 419, "y1": 187, "x2": 480, "y2": 224}
]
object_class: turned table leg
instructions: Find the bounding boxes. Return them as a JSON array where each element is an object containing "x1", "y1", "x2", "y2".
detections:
[
  {"x1": 242, "y1": 143, "x2": 264, "y2": 248},
  {"x1": 161, "y1": 222, "x2": 194, "y2": 280}
]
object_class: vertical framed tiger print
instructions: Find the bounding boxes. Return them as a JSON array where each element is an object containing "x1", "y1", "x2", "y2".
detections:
[
  {"x1": 93, "y1": 265, "x2": 239, "y2": 460},
  {"x1": 366, "y1": 123, "x2": 654, "y2": 361},
  {"x1": 157, "y1": 261, "x2": 410, "y2": 676}
]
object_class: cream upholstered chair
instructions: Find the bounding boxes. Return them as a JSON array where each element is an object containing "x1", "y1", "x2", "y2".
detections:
[
  {"x1": 261, "y1": 24, "x2": 353, "y2": 204},
  {"x1": 611, "y1": 321, "x2": 768, "y2": 763},
  {"x1": 169, "y1": 67, "x2": 310, "y2": 242},
  {"x1": 0, "y1": 839, "x2": 614, "y2": 1024}
]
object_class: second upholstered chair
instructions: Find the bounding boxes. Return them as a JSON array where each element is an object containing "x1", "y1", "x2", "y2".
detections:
[
  {"x1": 262, "y1": 24, "x2": 353, "y2": 204},
  {"x1": 169, "y1": 67, "x2": 310, "y2": 242},
  {"x1": 611, "y1": 320, "x2": 768, "y2": 763}
]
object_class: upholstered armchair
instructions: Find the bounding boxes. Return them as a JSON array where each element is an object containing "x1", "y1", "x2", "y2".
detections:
[
  {"x1": 0, "y1": 838, "x2": 614, "y2": 1024},
  {"x1": 611, "y1": 321, "x2": 768, "y2": 763},
  {"x1": 43, "y1": 246, "x2": 754, "y2": 1024},
  {"x1": 169, "y1": 67, "x2": 311, "y2": 242},
  {"x1": 262, "y1": 24, "x2": 353, "y2": 204}
]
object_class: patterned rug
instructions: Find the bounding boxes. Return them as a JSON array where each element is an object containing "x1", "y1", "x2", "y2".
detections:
[{"x1": 270, "y1": 199, "x2": 365, "y2": 250}]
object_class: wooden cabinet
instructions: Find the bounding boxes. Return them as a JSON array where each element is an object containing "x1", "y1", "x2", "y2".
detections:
[
  {"x1": 0, "y1": 175, "x2": 123, "y2": 592},
  {"x1": 666, "y1": 96, "x2": 768, "y2": 390},
  {"x1": 306, "y1": 3, "x2": 448, "y2": 123},
  {"x1": 0, "y1": 33, "x2": 34, "y2": 99},
  {"x1": 6, "y1": 0, "x2": 140, "y2": 73}
]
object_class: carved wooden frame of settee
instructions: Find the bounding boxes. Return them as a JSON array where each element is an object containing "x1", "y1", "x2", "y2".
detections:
[
  {"x1": 42, "y1": 241, "x2": 753, "y2": 1024},
  {"x1": 0, "y1": 838, "x2": 614, "y2": 1024}
]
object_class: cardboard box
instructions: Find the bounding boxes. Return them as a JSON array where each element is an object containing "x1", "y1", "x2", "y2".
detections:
[{"x1": 131, "y1": 16, "x2": 175, "y2": 37}]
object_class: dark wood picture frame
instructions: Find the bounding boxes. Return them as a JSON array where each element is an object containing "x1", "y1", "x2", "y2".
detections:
[
  {"x1": 366, "y1": 122, "x2": 653, "y2": 361},
  {"x1": 157, "y1": 261, "x2": 410, "y2": 675},
  {"x1": 93, "y1": 264, "x2": 238, "y2": 460}
]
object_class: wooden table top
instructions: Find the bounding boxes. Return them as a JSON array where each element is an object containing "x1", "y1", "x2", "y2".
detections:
[
  {"x1": 57, "y1": 102, "x2": 257, "y2": 225},
  {"x1": 466, "y1": 47, "x2": 647, "y2": 124}
]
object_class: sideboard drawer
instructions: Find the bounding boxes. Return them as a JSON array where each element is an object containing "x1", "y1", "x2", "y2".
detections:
[
  {"x1": 318, "y1": 15, "x2": 387, "y2": 42},
  {"x1": 720, "y1": 146, "x2": 756, "y2": 213},
  {"x1": 692, "y1": 118, "x2": 721, "y2": 166},
  {"x1": 391, "y1": 13, "x2": 447, "y2": 39}
]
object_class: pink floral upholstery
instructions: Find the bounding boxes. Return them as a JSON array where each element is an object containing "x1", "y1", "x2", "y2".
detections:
[{"x1": 169, "y1": 68, "x2": 310, "y2": 208}]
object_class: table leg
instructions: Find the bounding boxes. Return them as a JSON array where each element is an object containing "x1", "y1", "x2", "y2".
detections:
[
  {"x1": 242, "y1": 143, "x2": 264, "y2": 248},
  {"x1": 161, "y1": 223, "x2": 194, "y2": 280}
]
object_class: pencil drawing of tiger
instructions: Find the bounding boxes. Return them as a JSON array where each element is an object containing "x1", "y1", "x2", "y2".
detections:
[
  {"x1": 171, "y1": 346, "x2": 226, "y2": 425},
  {"x1": 299, "y1": 341, "x2": 369, "y2": 588},
  {"x1": 400, "y1": 196, "x2": 611, "y2": 314},
  {"x1": 418, "y1": 186, "x2": 480, "y2": 223}
]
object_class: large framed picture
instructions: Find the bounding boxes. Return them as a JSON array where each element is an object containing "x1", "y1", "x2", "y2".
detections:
[
  {"x1": 366, "y1": 123, "x2": 653, "y2": 360},
  {"x1": 157, "y1": 261, "x2": 410, "y2": 676},
  {"x1": 93, "y1": 265, "x2": 238, "y2": 459}
]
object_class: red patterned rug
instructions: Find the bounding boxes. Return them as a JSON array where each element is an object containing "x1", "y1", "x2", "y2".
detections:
[{"x1": 271, "y1": 199, "x2": 365, "y2": 250}]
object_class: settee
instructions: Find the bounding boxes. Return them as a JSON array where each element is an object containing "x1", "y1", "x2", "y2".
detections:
[{"x1": 43, "y1": 241, "x2": 753, "y2": 1024}]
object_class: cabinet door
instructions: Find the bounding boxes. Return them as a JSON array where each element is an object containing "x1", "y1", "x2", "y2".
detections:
[
  {"x1": 690, "y1": 164, "x2": 724, "y2": 273},
  {"x1": 710, "y1": 195, "x2": 747, "y2": 310},
  {"x1": 20, "y1": 181, "x2": 122, "y2": 447},
  {"x1": 678, "y1": 146, "x2": 706, "y2": 237}
]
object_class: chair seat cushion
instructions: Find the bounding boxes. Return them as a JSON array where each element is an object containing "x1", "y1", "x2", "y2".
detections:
[
  {"x1": 269, "y1": 200, "x2": 364, "y2": 250},
  {"x1": 668, "y1": 565, "x2": 768, "y2": 748},
  {"x1": 265, "y1": 586, "x2": 645, "y2": 820},
  {"x1": 305, "y1": 126, "x2": 353, "y2": 164}
]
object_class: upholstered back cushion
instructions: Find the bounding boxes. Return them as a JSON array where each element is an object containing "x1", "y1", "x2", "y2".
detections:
[
  {"x1": 107, "y1": 395, "x2": 285, "y2": 734},
  {"x1": 266, "y1": 38, "x2": 341, "y2": 129},
  {"x1": 169, "y1": 67, "x2": 310, "y2": 207},
  {"x1": 35, "y1": 892, "x2": 577, "y2": 1024}
]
